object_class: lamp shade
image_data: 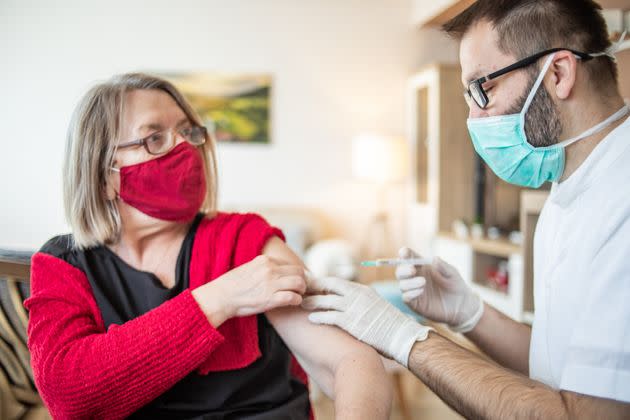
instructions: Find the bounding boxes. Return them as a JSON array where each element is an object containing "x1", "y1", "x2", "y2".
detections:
[{"x1": 351, "y1": 134, "x2": 408, "y2": 183}]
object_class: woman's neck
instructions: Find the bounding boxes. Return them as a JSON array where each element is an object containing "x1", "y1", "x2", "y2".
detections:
[{"x1": 110, "y1": 204, "x2": 191, "y2": 274}]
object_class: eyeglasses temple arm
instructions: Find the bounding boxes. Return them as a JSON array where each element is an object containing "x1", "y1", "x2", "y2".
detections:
[{"x1": 484, "y1": 48, "x2": 592, "y2": 83}]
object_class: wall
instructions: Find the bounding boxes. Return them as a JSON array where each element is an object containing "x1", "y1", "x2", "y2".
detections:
[{"x1": 0, "y1": 0, "x2": 459, "y2": 251}]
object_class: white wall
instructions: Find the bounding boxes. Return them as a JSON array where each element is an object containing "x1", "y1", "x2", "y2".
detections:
[
  {"x1": 411, "y1": 0, "x2": 458, "y2": 26},
  {"x1": 0, "y1": 0, "x2": 458, "y2": 251}
]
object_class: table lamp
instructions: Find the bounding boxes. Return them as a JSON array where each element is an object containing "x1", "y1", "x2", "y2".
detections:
[{"x1": 352, "y1": 134, "x2": 408, "y2": 274}]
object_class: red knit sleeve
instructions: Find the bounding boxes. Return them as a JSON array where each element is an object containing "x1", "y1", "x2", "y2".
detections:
[
  {"x1": 25, "y1": 252, "x2": 225, "y2": 420},
  {"x1": 192, "y1": 212, "x2": 286, "y2": 373},
  {"x1": 232, "y1": 213, "x2": 285, "y2": 266},
  {"x1": 191, "y1": 213, "x2": 313, "y2": 418}
]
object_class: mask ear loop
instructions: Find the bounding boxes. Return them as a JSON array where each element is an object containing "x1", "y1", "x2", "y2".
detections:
[
  {"x1": 589, "y1": 31, "x2": 628, "y2": 63},
  {"x1": 555, "y1": 103, "x2": 630, "y2": 149},
  {"x1": 108, "y1": 167, "x2": 122, "y2": 200},
  {"x1": 536, "y1": 32, "x2": 630, "y2": 150},
  {"x1": 518, "y1": 53, "x2": 557, "y2": 139}
]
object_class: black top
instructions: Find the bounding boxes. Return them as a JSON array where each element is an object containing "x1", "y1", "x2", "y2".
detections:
[{"x1": 40, "y1": 214, "x2": 310, "y2": 420}]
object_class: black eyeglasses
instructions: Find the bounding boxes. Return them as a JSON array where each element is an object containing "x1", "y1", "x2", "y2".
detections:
[
  {"x1": 465, "y1": 48, "x2": 594, "y2": 109},
  {"x1": 117, "y1": 125, "x2": 207, "y2": 155}
]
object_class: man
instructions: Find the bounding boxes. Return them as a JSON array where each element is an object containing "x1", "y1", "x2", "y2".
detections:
[{"x1": 302, "y1": 1, "x2": 630, "y2": 418}]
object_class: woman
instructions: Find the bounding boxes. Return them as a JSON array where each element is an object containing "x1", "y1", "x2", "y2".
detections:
[{"x1": 25, "y1": 73, "x2": 391, "y2": 419}]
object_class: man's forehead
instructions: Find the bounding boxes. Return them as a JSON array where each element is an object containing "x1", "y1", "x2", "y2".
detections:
[{"x1": 459, "y1": 21, "x2": 513, "y2": 85}]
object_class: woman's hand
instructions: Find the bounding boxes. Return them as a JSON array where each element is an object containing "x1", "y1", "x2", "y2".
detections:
[{"x1": 192, "y1": 255, "x2": 307, "y2": 327}]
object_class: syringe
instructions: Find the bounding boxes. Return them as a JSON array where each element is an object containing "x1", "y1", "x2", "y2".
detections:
[{"x1": 360, "y1": 257, "x2": 432, "y2": 267}]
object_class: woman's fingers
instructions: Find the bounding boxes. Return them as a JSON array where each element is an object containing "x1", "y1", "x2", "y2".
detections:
[
  {"x1": 251, "y1": 255, "x2": 304, "y2": 278},
  {"x1": 273, "y1": 274, "x2": 307, "y2": 295},
  {"x1": 273, "y1": 264, "x2": 307, "y2": 278},
  {"x1": 269, "y1": 290, "x2": 303, "y2": 308},
  {"x1": 306, "y1": 276, "x2": 352, "y2": 295}
]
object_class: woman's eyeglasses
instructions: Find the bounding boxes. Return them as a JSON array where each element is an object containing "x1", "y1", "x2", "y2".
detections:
[{"x1": 117, "y1": 125, "x2": 207, "y2": 155}]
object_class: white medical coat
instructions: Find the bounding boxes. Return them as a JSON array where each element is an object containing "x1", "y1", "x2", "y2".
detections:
[{"x1": 530, "y1": 114, "x2": 630, "y2": 402}]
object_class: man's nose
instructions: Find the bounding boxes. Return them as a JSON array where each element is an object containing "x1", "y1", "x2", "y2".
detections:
[{"x1": 468, "y1": 103, "x2": 489, "y2": 119}]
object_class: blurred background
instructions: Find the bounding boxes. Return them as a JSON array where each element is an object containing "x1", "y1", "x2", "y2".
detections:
[{"x1": 0, "y1": 0, "x2": 459, "y2": 253}]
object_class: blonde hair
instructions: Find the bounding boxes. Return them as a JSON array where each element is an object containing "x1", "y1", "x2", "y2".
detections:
[{"x1": 64, "y1": 73, "x2": 218, "y2": 249}]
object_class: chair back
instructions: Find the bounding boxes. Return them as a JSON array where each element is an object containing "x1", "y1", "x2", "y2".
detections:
[{"x1": 0, "y1": 250, "x2": 49, "y2": 419}]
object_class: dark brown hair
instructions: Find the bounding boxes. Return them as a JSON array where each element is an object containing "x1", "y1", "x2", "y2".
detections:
[{"x1": 443, "y1": 0, "x2": 617, "y2": 87}]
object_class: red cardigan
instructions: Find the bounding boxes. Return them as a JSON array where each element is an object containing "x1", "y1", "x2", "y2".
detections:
[{"x1": 25, "y1": 212, "x2": 310, "y2": 419}]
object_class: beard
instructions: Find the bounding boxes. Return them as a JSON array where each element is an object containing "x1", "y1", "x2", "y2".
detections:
[{"x1": 505, "y1": 71, "x2": 563, "y2": 147}]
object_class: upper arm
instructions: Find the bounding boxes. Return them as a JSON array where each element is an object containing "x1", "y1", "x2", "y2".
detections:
[{"x1": 262, "y1": 237, "x2": 384, "y2": 397}]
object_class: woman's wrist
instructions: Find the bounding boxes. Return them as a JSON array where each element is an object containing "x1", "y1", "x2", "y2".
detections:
[{"x1": 191, "y1": 283, "x2": 231, "y2": 328}]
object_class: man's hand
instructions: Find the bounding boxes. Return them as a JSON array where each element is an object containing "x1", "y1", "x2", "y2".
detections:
[
  {"x1": 302, "y1": 276, "x2": 432, "y2": 367},
  {"x1": 397, "y1": 247, "x2": 483, "y2": 333}
]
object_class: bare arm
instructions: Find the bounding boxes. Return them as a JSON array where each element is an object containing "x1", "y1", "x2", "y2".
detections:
[
  {"x1": 464, "y1": 303, "x2": 531, "y2": 375},
  {"x1": 263, "y1": 237, "x2": 392, "y2": 420},
  {"x1": 409, "y1": 332, "x2": 630, "y2": 420}
]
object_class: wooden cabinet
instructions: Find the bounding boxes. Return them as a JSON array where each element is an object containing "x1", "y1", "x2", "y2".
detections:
[
  {"x1": 519, "y1": 190, "x2": 549, "y2": 322},
  {"x1": 434, "y1": 234, "x2": 526, "y2": 321},
  {"x1": 406, "y1": 63, "x2": 476, "y2": 253},
  {"x1": 431, "y1": 191, "x2": 548, "y2": 324},
  {"x1": 406, "y1": 63, "x2": 551, "y2": 323}
]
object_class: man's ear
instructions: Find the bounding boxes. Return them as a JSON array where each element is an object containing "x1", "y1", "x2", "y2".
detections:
[{"x1": 548, "y1": 50, "x2": 578, "y2": 100}]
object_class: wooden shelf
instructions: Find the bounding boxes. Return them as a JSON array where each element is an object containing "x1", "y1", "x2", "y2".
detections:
[
  {"x1": 472, "y1": 280, "x2": 508, "y2": 296},
  {"x1": 438, "y1": 232, "x2": 521, "y2": 258},
  {"x1": 470, "y1": 282, "x2": 516, "y2": 319},
  {"x1": 470, "y1": 236, "x2": 521, "y2": 258},
  {"x1": 471, "y1": 282, "x2": 510, "y2": 300}
]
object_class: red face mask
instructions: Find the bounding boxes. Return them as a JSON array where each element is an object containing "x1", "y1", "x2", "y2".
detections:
[{"x1": 114, "y1": 142, "x2": 206, "y2": 222}]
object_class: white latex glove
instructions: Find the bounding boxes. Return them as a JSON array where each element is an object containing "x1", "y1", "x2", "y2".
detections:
[
  {"x1": 397, "y1": 247, "x2": 484, "y2": 333},
  {"x1": 302, "y1": 276, "x2": 432, "y2": 367}
]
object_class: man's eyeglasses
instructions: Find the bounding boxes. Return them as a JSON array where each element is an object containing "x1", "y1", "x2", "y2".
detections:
[
  {"x1": 465, "y1": 48, "x2": 594, "y2": 109},
  {"x1": 117, "y1": 125, "x2": 207, "y2": 155}
]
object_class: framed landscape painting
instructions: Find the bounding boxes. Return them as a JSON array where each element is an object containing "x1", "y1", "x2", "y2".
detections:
[{"x1": 158, "y1": 72, "x2": 271, "y2": 144}]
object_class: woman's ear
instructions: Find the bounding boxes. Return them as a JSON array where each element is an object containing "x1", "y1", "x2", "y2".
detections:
[
  {"x1": 104, "y1": 165, "x2": 120, "y2": 201},
  {"x1": 548, "y1": 50, "x2": 578, "y2": 100}
]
